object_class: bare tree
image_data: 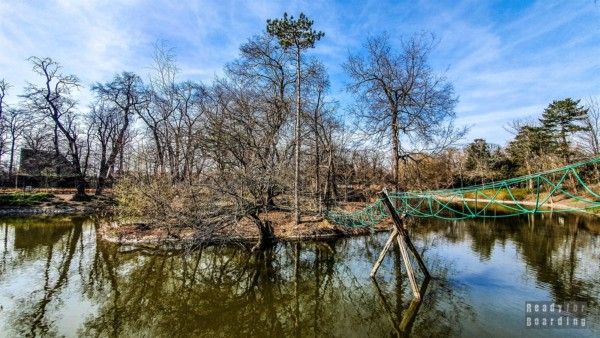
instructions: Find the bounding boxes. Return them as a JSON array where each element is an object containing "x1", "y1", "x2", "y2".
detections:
[
  {"x1": 136, "y1": 42, "x2": 178, "y2": 174},
  {"x1": 136, "y1": 43, "x2": 210, "y2": 182},
  {"x1": 4, "y1": 108, "x2": 30, "y2": 177},
  {"x1": 88, "y1": 101, "x2": 115, "y2": 189},
  {"x1": 22, "y1": 123, "x2": 52, "y2": 153},
  {"x1": 225, "y1": 33, "x2": 294, "y2": 207},
  {"x1": 303, "y1": 60, "x2": 330, "y2": 213},
  {"x1": 165, "y1": 81, "x2": 208, "y2": 182},
  {"x1": 22, "y1": 57, "x2": 88, "y2": 197},
  {"x1": 0, "y1": 80, "x2": 10, "y2": 164},
  {"x1": 204, "y1": 80, "x2": 283, "y2": 250},
  {"x1": 91, "y1": 72, "x2": 146, "y2": 194},
  {"x1": 579, "y1": 97, "x2": 600, "y2": 155},
  {"x1": 0, "y1": 80, "x2": 8, "y2": 119},
  {"x1": 344, "y1": 33, "x2": 463, "y2": 193}
]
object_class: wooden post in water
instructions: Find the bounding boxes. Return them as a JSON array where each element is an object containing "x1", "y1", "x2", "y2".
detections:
[
  {"x1": 370, "y1": 228, "x2": 398, "y2": 277},
  {"x1": 396, "y1": 232, "x2": 420, "y2": 299},
  {"x1": 370, "y1": 189, "x2": 430, "y2": 300},
  {"x1": 371, "y1": 276, "x2": 430, "y2": 336}
]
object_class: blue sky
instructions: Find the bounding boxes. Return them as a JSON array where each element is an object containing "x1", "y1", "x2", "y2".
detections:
[{"x1": 1, "y1": 0, "x2": 599, "y2": 145}]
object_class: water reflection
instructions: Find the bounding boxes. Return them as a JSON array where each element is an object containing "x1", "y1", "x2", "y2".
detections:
[
  {"x1": 372, "y1": 275, "x2": 430, "y2": 337},
  {"x1": 414, "y1": 213, "x2": 600, "y2": 307},
  {"x1": 0, "y1": 213, "x2": 598, "y2": 337}
]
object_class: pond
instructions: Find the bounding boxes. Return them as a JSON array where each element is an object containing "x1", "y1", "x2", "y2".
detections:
[{"x1": 0, "y1": 214, "x2": 599, "y2": 337}]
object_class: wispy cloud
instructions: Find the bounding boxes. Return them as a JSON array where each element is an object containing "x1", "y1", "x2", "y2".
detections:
[{"x1": 0, "y1": 0, "x2": 598, "y2": 145}]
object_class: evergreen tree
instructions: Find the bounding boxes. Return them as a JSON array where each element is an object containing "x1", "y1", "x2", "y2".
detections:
[
  {"x1": 540, "y1": 98, "x2": 589, "y2": 163},
  {"x1": 465, "y1": 139, "x2": 493, "y2": 183},
  {"x1": 507, "y1": 125, "x2": 552, "y2": 187},
  {"x1": 507, "y1": 125, "x2": 550, "y2": 172},
  {"x1": 465, "y1": 138, "x2": 491, "y2": 172},
  {"x1": 267, "y1": 13, "x2": 324, "y2": 225},
  {"x1": 464, "y1": 138, "x2": 512, "y2": 184}
]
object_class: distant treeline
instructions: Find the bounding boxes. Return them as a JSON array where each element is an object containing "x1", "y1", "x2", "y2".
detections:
[{"x1": 397, "y1": 97, "x2": 600, "y2": 190}]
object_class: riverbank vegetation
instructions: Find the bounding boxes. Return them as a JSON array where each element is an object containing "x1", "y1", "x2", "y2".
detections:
[
  {"x1": 1, "y1": 14, "x2": 599, "y2": 247},
  {"x1": 0, "y1": 192, "x2": 52, "y2": 206},
  {"x1": 0, "y1": 190, "x2": 112, "y2": 215}
]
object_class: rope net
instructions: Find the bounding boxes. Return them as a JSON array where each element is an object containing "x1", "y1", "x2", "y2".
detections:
[{"x1": 326, "y1": 157, "x2": 600, "y2": 228}]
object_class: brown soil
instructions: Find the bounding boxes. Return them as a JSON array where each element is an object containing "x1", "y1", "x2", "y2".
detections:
[
  {"x1": 0, "y1": 188, "x2": 108, "y2": 195},
  {"x1": 0, "y1": 192, "x2": 113, "y2": 216},
  {"x1": 98, "y1": 207, "x2": 393, "y2": 246}
]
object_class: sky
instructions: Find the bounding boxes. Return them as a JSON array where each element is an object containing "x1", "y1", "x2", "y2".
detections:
[{"x1": 1, "y1": 0, "x2": 599, "y2": 145}]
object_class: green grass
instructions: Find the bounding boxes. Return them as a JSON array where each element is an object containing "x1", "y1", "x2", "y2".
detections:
[
  {"x1": 463, "y1": 188, "x2": 530, "y2": 201},
  {"x1": 0, "y1": 192, "x2": 54, "y2": 206}
]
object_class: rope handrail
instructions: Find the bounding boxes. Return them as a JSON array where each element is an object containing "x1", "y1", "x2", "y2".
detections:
[{"x1": 326, "y1": 157, "x2": 600, "y2": 228}]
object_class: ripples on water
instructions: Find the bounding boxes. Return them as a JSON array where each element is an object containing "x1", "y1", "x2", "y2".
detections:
[{"x1": 0, "y1": 214, "x2": 598, "y2": 337}]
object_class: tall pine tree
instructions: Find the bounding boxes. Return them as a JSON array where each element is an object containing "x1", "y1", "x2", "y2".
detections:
[
  {"x1": 267, "y1": 13, "x2": 324, "y2": 225},
  {"x1": 507, "y1": 125, "x2": 550, "y2": 187},
  {"x1": 540, "y1": 98, "x2": 589, "y2": 163}
]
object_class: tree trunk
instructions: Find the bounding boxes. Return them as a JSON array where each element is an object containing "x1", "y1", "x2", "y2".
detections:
[
  {"x1": 75, "y1": 176, "x2": 86, "y2": 197},
  {"x1": 150, "y1": 127, "x2": 164, "y2": 174},
  {"x1": 53, "y1": 124, "x2": 60, "y2": 158},
  {"x1": 391, "y1": 108, "x2": 400, "y2": 193},
  {"x1": 330, "y1": 150, "x2": 339, "y2": 201},
  {"x1": 250, "y1": 213, "x2": 275, "y2": 251},
  {"x1": 118, "y1": 146, "x2": 125, "y2": 173},
  {"x1": 95, "y1": 144, "x2": 108, "y2": 195},
  {"x1": 324, "y1": 146, "x2": 334, "y2": 211},
  {"x1": 294, "y1": 48, "x2": 301, "y2": 225},
  {"x1": 8, "y1": 135, "x2": 15, "y2": 178},
  {"x1": 95, "y1": 176, "x2": 106, "y2": 196},
  {"x1": 525, "y1": 158, "x2": 533, "y2": 190},
  {"x1": 314, "y1": 95, "x2": 321, "y2": 214},
  {"x1": 562, "y1": 130, "x2": 570, "y2": 163},
  {"x1": 98, "y1": 110, "x2": 131, "y2": 194},
  {"x1": 69, "y1": 150, "x2": 86, "y2": 198},
  {"x1": 267, "y1": 186, "x2": 277, "y2": 208}
]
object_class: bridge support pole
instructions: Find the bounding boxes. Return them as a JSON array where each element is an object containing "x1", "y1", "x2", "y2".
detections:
[
  {"x1": 370, "y1": 190, "x2": 430, "y2": 300},
  {"x1": 370, "y1": 228, "x2": 398, "y2": 278}
]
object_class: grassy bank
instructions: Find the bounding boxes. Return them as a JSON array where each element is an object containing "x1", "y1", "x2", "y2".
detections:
[
  {"x1": 463, "y1": 187, "x2": 530, "y2": 201},
  {"x1": 0, "y1": 191, "x2": 114, "y2": 216},
  {"x1": 0, "y1": 192, "x2": 54, "y2": 206}
]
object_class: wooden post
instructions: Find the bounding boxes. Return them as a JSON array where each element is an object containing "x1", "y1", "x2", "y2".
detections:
[
  {"x1": 397, "y1": 233, "x2": 420, "y2": 299},
  {"x1": 400, "y1": 226, "x2": 430, "y2": 278},
  {"x1": 371, "y1": 278, "x2": 402, "y2": 336},
  {"x1": 399, "y1": 276, "x2": 430, "y2": 332},
  {"x1": 372, "y1": 275, "x2": 431, "y2": 336},
  {"x1": 370, "y1": 189, "x2": 430, "y2": 300},
  {"x1": 379, "y1": 190, "x2": 430, "y2": 277},
  {"x1": 370, "y1": 229, "x2": 398, "y2": 277}
]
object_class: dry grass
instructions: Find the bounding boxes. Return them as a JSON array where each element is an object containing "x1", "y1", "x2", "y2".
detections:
[
  {"x1": 463, "y1": 188, "x2": 530, "y2": 201},
  {"x1": 0, "y1": 187, "x2": 110, "y2": 195},
  {"x1": 100, "y1": 204, "x2": 392, "y2": 246}
]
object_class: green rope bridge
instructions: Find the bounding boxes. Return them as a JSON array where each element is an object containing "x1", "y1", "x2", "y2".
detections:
[{"x1": 326, "y1": 157, "x2": 600, "y2": 228}]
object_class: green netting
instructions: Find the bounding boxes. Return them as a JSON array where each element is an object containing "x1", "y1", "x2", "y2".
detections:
[{"x1": 326, "y1": 157, "x2": 600, "y2": 228}]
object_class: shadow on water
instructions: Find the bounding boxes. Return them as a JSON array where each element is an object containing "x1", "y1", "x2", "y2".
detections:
[{"x1": 0, "y1": 212, "x2": 598, "y2": 337}]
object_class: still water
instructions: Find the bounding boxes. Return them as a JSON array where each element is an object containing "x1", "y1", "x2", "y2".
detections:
[{"x1": 0, "y1": 214, "x2": 599, "y2": 337}]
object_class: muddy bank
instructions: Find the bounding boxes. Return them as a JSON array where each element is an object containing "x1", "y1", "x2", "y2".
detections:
[
  {"x1": 0, "y1": 206, "x2": 96, "y2": 216},
  {"x1": 98, "y1": 210, "x2": 392, "y2": 247},
  {"x1": 0, "y1": 193, "x2": 113, "y2": 217}
]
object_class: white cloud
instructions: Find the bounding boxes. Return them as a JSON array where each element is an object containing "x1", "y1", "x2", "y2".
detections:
[{"x1": 0, "y1": 0, "x2": 598, "y2": 146}]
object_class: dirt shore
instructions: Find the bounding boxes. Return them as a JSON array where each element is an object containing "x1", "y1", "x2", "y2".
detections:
[
  {"x1": 0, "y1": 193, "x2": 113, "y2": 216},
  {"x1": 9, "y1": 191, "x2": 598, "y2": 247},
  {"x1": 97, "y1": 209, "x2": 393, "y2": 247}
]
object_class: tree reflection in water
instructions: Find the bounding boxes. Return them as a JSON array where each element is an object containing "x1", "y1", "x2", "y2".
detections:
[
  {"x1": 0, "y1": 217, "x2": 85, "y2": 337},
  {"x1": 0, "y1": 212, "x2": 598, "y2": 337}
]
